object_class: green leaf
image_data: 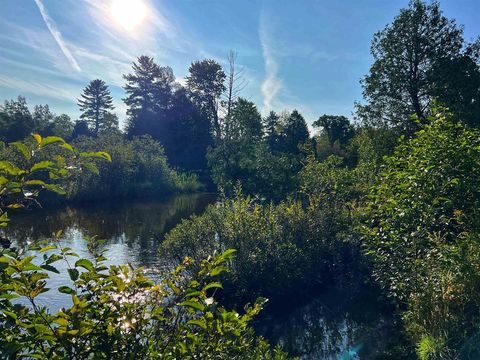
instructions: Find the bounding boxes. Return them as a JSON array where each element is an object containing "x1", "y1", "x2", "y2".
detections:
[
  {"x1": 222, "y1": 249, "x2": 237, "y2": 258},
  {"x1": 25, "y1": 179, "x2": 47, "y2": 187},
  {"x1": 54, "y1": 317, "x2": 69, "y2": 327},
  {"x1": 43, "y1": 183, "x2": 66, "y2": 195},
  {"x1": 11, "y1": 142, "x2": 31, "y2": 161},
  {"x1": 210, "y1": 266, "x2": 229, "y2": 276},
  {"x1": 3, "y1": 310, "x2": 18, "y2": 319},
  {"x1": 187, "y1": 319, "x2": 207, "y2": 330},
  {"x1": 60, "y1": 143, "x2": 74, "y2": 152},
  {"x1": 75, "y1": 259, "x2": 94, "y2": 271},
  {"x1": 67, "y1": 268, "x2": 79, "y2": 281},
  {"x1": 179, "y1": 300, "x2": 205, "y2": 312},
  {"x1": 58, "y1": 286, "x2": 75, "y2": 295},
  {"x1": 203, "y1": 282, "x2": 223, "y2": 291},
  {"x1": 40, "y1": 264, "x2": 60, "y2": 274},
  {"x1": 185, "y1": 290, "x2": 202, "y2": 298},
  {"x1": 0, "y1": 161, "x2": 24, "y2": 176},
  {"x1": 83, "y1": 162, "x2": 100, "y2": 175},
  {"x1": 23, "y1": 263, "x2": 43, "y2": 271},
  {"x1": 80, "y1": 151, "x2": 112, "y2": 162},
  {"x1": 39, "y1": 245, "x2": 57, "y2": 253},
  {"x1": 40, "y1": 136, "x2": 65, "y2": 147},
  {"x1": 30, "y1": 161, "x2": 55, "y2": 173}
]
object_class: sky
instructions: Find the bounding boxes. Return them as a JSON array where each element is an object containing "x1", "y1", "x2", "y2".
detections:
[{"x1": 0, "y1": 0, "x2": 479, "y2": 129}]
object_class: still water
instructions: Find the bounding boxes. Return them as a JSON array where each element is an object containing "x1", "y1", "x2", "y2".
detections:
[{"x1": 4, "y1": 194, "x2": 395, "y2": 359}]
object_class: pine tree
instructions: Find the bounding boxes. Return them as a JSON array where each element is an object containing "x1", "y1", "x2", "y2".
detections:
[
  {"x1": 280, "y1": 110, "x2": 309, "y2": 154},
  {"x1": 123, "y1": 55, "x2": 175, "y2": 138},
  {"x1": 77, "y1": 79, "x2": 114, "y2": 135},
  {"x1": 264, "y1": 111, "x2": 279, "y2": 152}
]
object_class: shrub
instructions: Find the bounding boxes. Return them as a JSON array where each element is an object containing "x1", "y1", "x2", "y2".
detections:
[
  {"x1": 160, "y1": 162, "x2": 362, "y2": 303},
  {"x1": 363, "y1": 107, "x2": 480, "y2": 356}
]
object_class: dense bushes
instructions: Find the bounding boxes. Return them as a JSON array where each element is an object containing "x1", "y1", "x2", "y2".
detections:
[
  {"x1": 69, "y1": 134, "x2": 201, "y2": 201},
  {"x1": 0, "y1": 133, "x2": 201, "y2": 204},
  {"x1": 160, "y1": 156, "x2": 362, "y2": 303},
  {"x1": 363, "y1": 108, "x2": 480, "y2": 358}
]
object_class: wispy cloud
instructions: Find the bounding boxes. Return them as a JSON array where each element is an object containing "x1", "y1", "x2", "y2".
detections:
[
  {"x1": 259, "y1": 11, "x2": 282, "y2": 113},
  {"x1": 33, "y1": 0, "x2": 81, "y2": 73},
  {"x1": 0, "y1": 74, "x2": 78, "y2": 102}
]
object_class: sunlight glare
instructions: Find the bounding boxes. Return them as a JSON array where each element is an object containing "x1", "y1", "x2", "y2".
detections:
[{"x1": 111, "y1": 0, "x2": 147, "y2": 32}]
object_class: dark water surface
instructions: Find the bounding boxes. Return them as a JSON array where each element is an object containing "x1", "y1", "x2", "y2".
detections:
[{"x1": 4, "y1": 193, "x2": 396, "y2": 359}]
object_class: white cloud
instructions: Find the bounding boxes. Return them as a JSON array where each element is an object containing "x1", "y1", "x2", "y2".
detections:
[
  {"x1": 0, "y1": 74, "x2": 78, "y2": 102},
  {"x1": 259, "y1": 12, "x2": 283, "y2": 114},
  {"x1": 33, "y1": 0, "x2": 81, "y2": 73}
]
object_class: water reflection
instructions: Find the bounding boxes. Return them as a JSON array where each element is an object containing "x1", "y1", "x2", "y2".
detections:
[
  {"x1": 4, "y1": 193, "x2": 216, "y2": 309},
  {"x1": 254, "y1": 284, "x2": 396, "y2": 359}
]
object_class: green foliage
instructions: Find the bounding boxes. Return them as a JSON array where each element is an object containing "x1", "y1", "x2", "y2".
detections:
[
  {"x1": 161, "y1": 166, "x2": 360, "y2": 302},
  {"x1": 357, "y1": 0, "x2": 480, "y2": 132},
  {"x1": 363, "y1": 107, "x2": 480, "y2": 356},
  {"x1": 207, "y1": 106, "x2": 312, "y2": 201},
  {"x1": 69, "y1": 133, "x2": 201, "y2": 201},
  {"x1": 186, "y1": 59, "x2": 226, "y2": 142},
  {"x1": 0, "y1": 242, "x2": 287, "y2": 359},
  {"x1": 0, "y1": 96, "x2": 35, "y2": 143},
  {"x1": 278, "y1": 110, "x2": 310, "y2": 155},
  {"x1": 313, "y1": 115, "x2": 354, "y2": 147},
  {"x1": 123, "y1": 56, "x2": 212, "y2": 172},
  {"x1": 417, "y1": 335, "x2": 446, "y2": 360},
  {"x1": 78, "y1": 79, "x2": 116, "y2": 136},
  {"x1": 0, "y1": 134, "x2": 109, "y2": 227}
]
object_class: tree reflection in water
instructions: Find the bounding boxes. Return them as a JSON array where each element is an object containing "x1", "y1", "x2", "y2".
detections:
[
  {"x1": 4, "y1": 193, "x2": 216, "y2": 310},
  {"x1": 254, "y1": 282, "x2": 399, "y2": 359}
]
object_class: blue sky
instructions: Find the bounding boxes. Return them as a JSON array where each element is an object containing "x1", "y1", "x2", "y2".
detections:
[{"x1": 0, "y1": 0, "x2": 479, "y2": 129}]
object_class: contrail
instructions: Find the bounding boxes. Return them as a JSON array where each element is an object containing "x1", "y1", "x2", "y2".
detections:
[
  {"x1": 259, "y1": 11, "x2": 282, "y2": 113},
  {"x1": 33, "y1": 0, "x2": 81, "y2": 72}
]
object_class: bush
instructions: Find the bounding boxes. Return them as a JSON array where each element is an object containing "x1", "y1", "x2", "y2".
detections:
[
  {"x1": 363, "y1": 107, "x2": 480, "y2": 356},
  {"x1": 160, "y1": 159, "x2": 362, "y2": 303},
  {"x1": 0, "y1": 241, "x2": 288, "y2": 359},
  {"x1": 69, "y1": 133, "x2": 202, "y2": 201}
]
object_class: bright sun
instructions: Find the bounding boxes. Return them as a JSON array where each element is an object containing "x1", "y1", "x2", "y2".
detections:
[{"x1": 111, "y1": 0, "x2": 147, "y2": 32}]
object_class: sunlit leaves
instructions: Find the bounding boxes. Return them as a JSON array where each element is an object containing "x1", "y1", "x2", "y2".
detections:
[
  {"x1": 30, "y1": 161, "x2": 55, "y2": 173},
  {"x1": 0, "y1": 245, "x2": 284, "y2": 358},
  {"x1": 362, "y1": 107, "x2": 480, "y2": 356},
  {"x1": 11, "y1": 141, "x2": 31, "y2": 161},
  {"x1": 39, "y1": 136, "x2": 65, "y2": 148},
  {"x1": 0, "y1": 134, "x2": 286, "y2": 358},
  {"x1": 80, "y1": 151, "x2": 112, "y2": 162},
  {"x1": 75, "y1": 258, "x2": 94, "y2": 271}
]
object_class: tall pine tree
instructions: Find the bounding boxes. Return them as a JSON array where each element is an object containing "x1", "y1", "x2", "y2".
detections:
[
  {"x1": 123, "y1": 55, "x2": 175, "y2": 138},
  {"x1": 77, "y1": 79, "x2": 115, "y2": 135}
]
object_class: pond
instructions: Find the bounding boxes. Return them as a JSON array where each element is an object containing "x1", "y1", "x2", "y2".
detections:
[{"x1": 4, "y1": 193, "x2": 397, "y2": 359}]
